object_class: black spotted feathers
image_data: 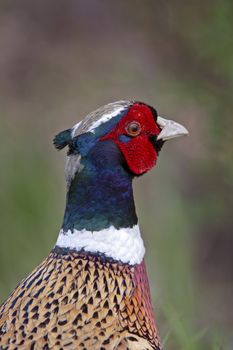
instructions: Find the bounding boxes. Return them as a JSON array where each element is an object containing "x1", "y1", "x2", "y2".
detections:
[{"x1": 0, "y1": 251, "x2": 161, "y2": 350}]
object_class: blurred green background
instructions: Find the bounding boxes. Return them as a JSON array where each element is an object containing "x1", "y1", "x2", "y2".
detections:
[{"x1": 0, "y1": 1, "x2": 232, "y2": 349}]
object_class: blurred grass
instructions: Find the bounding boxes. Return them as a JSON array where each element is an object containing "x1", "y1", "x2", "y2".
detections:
[{"x1": 0, "y1": 142, "x2": 62, "y2": 296}]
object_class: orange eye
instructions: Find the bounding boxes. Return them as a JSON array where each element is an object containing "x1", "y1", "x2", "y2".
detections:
[{"x1": 126, "y1": 121, "x2": 141, "y2": 137}]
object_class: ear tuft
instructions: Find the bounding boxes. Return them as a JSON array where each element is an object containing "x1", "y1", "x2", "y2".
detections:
[{"x1": 53, "y1": 129, "x2": 72, "y2": 150}]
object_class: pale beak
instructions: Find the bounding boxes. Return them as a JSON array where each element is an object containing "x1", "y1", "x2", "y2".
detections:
[{"x1": 157, "y1": 116, "x2": 189, "y2": 141}]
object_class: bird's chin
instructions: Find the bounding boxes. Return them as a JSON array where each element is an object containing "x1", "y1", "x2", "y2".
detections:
[
  {"x1": 149, "y1": 136, "x2": 165, "y2": 155},
  {"x1": 155, "y1": 139, "x2": 165, "y2": 155}
]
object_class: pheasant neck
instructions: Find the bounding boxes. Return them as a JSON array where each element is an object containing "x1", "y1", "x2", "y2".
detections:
[
  {"x1": 56, "y1": 141, "x2": 146, "y2": 265},
  {"x1": 62, "y1": 161, "x2": 137, "y2": 232}
]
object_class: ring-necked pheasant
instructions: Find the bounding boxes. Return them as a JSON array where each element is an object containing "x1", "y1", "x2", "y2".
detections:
[{"x1": 0, "y1": 100, "x2": 188, "y2": 350}]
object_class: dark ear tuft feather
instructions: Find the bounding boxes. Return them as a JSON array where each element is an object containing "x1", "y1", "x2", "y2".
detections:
[{"x1": 53, "y1": 129, "x2": 72, "y2": 150}]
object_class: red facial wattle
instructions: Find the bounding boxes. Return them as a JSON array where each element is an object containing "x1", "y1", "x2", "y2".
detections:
[{"x1": 101, "y1": 103, "x2": 161, "y2": 175}]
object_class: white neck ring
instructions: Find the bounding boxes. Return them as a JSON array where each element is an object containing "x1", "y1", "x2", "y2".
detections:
[{"x1": 56, "y1": 225, "x2": 145, "y2": 265}]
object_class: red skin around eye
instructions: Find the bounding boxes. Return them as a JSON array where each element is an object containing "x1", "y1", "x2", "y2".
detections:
[{"x1": 101, "y1": 103, "x2": 161, "y2": 175}]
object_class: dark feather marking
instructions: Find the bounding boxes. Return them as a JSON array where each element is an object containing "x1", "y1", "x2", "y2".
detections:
[{"x1": 34, "y1": 286, "x2": 45, "y2": 298}]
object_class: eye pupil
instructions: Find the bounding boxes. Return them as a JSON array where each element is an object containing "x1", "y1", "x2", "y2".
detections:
[
  {"x1": 126, "y1": 121, "x2": 141, "y2": 136},
  {"x1": 131, "y1": 125, "x2": 138, "y2": 132}
]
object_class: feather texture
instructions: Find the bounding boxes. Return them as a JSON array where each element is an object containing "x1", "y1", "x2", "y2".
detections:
[{"x1": 0, "y1": 251, "x2": 161, "y2": 350}]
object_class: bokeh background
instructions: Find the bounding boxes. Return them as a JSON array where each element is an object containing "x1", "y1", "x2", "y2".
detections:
[{"x1": 0, "y1": 1, "x2": 232, "y2": 349}]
